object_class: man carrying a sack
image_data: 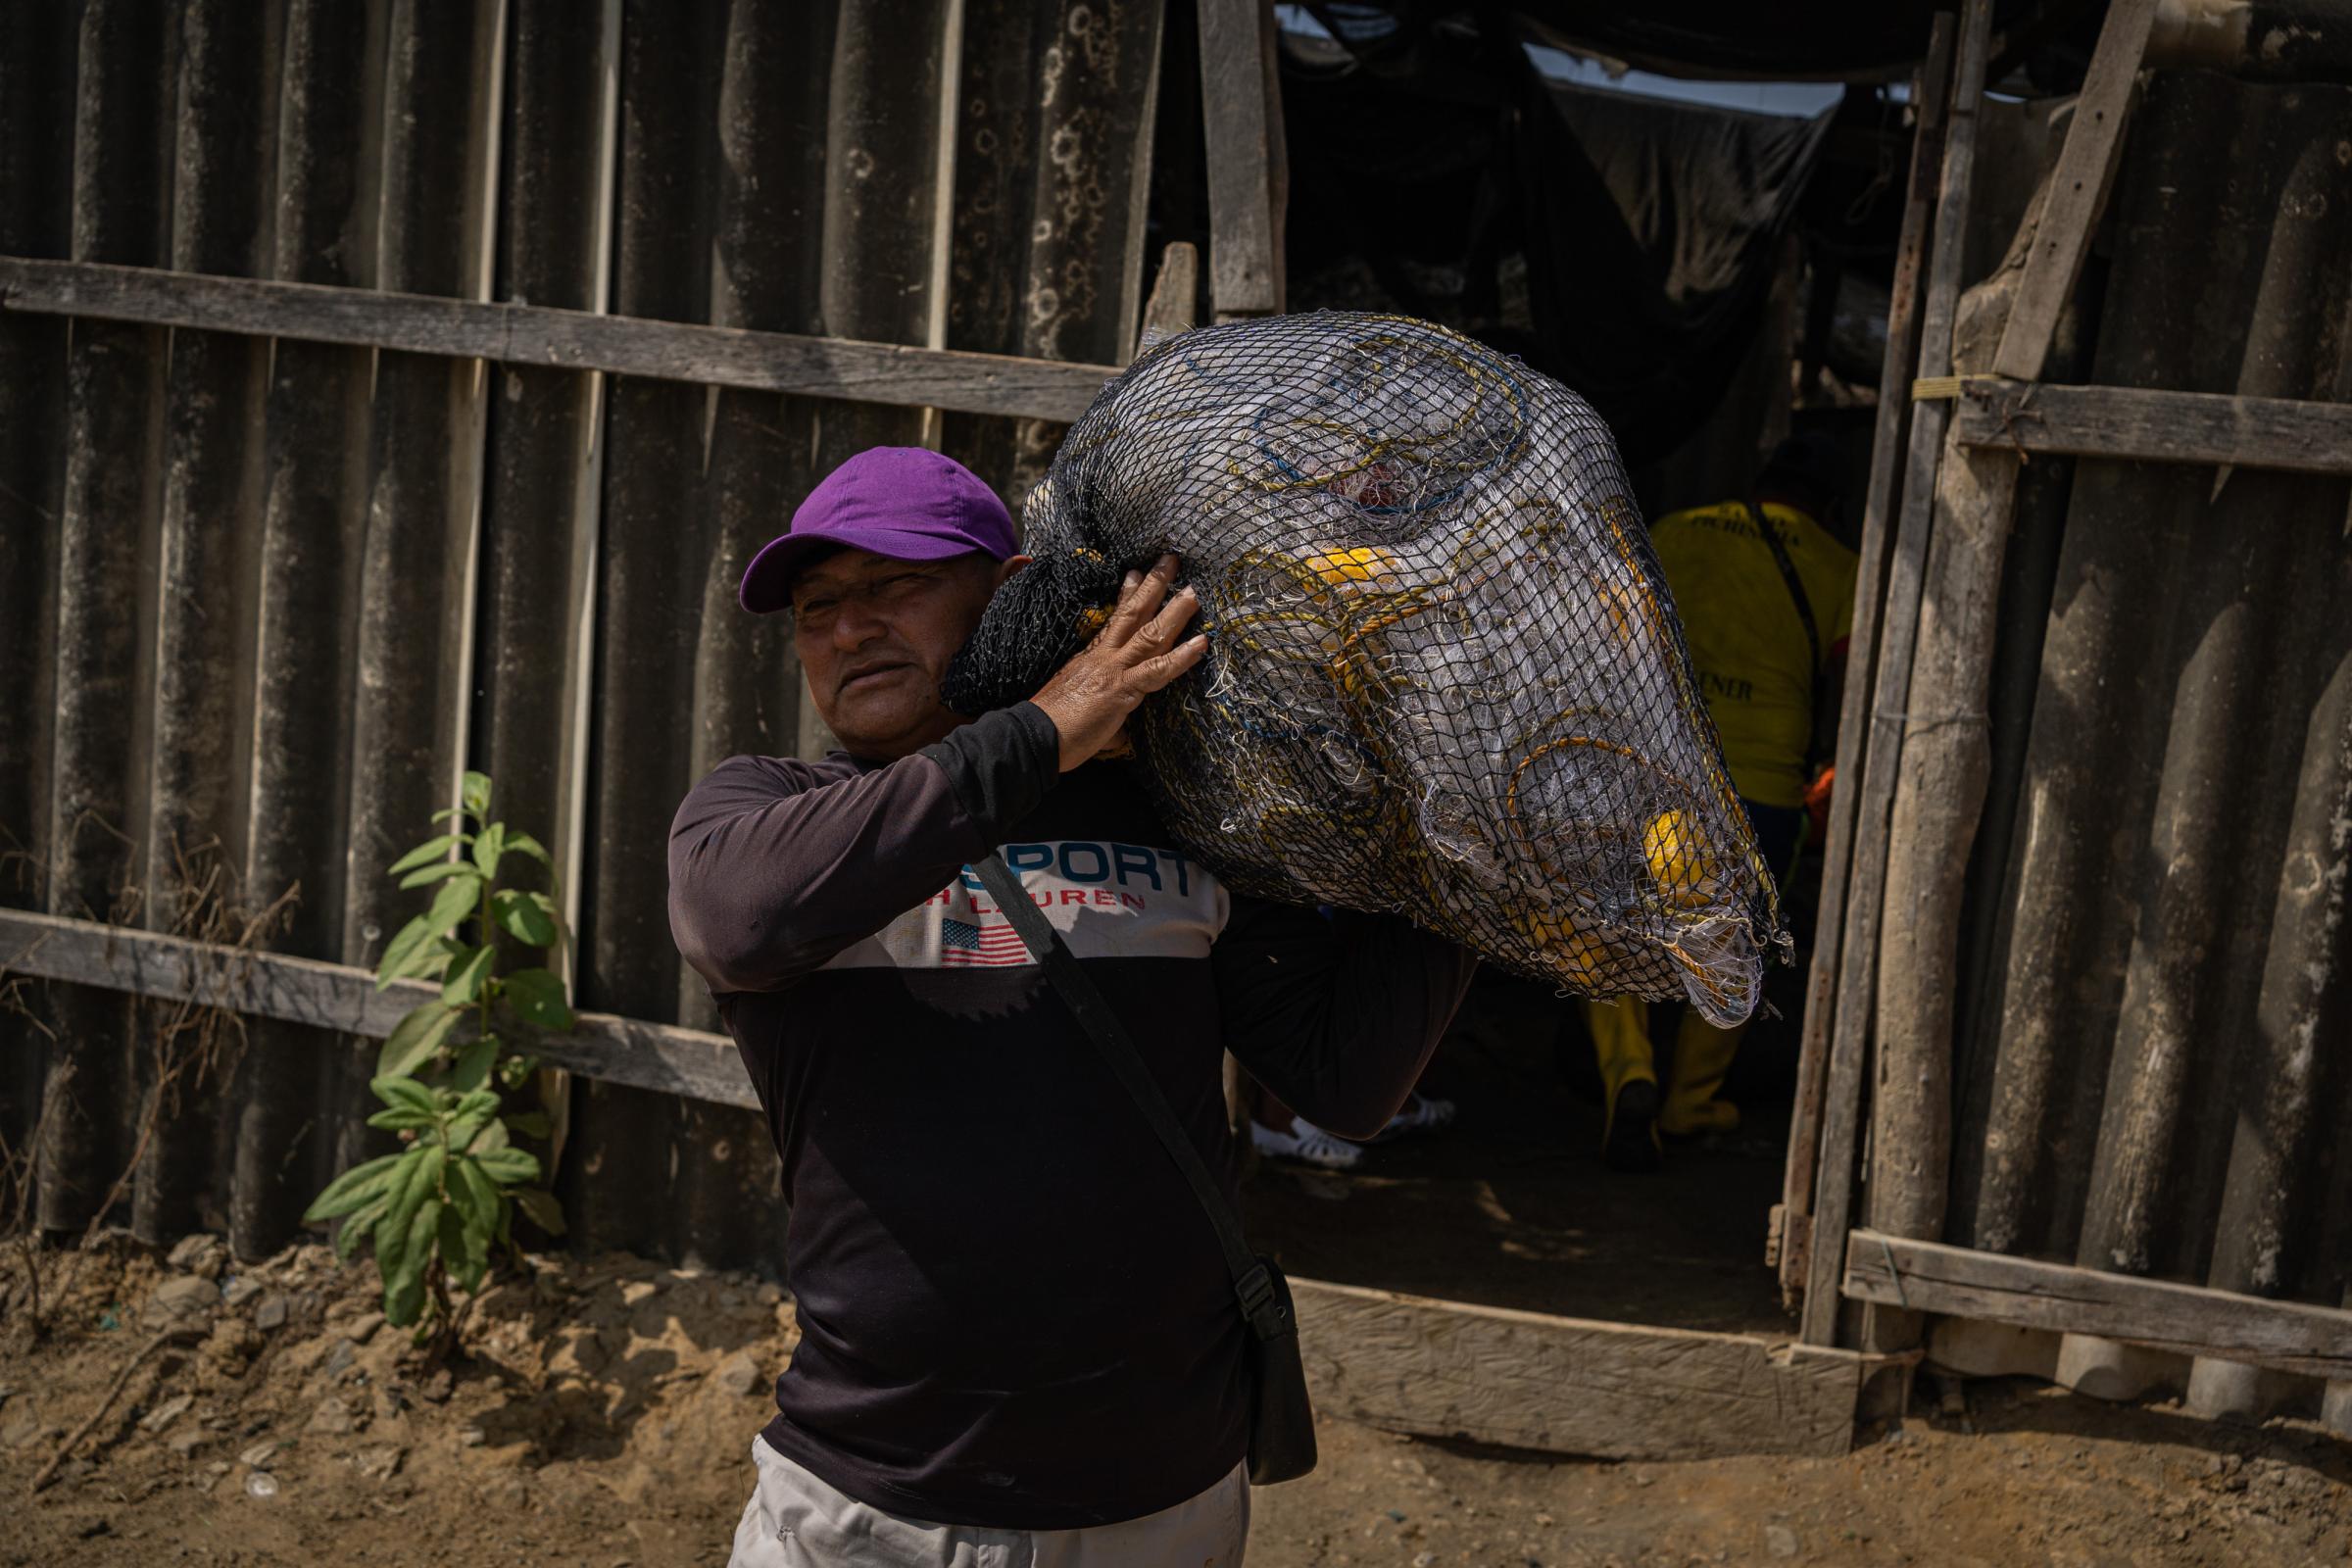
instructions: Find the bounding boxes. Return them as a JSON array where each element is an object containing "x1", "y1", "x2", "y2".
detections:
[{"x1": 668, "y1": 448, "x2": 1477, "y2": 1567}]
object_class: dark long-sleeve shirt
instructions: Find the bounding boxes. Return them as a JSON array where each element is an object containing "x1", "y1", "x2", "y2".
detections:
[{"x1": 667, "y1": 702, "x2": 1477, "y2": 1529}]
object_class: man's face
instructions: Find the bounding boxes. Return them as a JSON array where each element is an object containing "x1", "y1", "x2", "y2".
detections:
[{"x1": 791, "y1": 549, "x2": 1024, "y2": 760}]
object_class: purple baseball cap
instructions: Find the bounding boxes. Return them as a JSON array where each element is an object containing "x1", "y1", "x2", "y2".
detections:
[{"x1": 738, "y1": 447, "x2": 1020, "y2": 613}]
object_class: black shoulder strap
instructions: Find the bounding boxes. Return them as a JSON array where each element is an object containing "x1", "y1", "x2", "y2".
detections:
[
  {"x1": 1745, "y1": 498, "x2": 1824, "y2": 680},
  {"x1": 970, "y1": 854, "x2": 1288, "y2": 1341}
]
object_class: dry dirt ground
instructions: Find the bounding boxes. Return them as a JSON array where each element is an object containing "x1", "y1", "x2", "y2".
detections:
[{"x1": 3, "y1": 1233, "x2": 2350, "y2": 1566}]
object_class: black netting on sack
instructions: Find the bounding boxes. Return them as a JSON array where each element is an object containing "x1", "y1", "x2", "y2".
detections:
[{"x1": 942, "y1": 311, "x2": 1788, "y2": 1024}]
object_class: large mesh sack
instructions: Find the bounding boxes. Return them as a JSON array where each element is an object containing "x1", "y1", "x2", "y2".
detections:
[{"x1": 942, "y1": 311, "x2": 1787, "y2": 1024}]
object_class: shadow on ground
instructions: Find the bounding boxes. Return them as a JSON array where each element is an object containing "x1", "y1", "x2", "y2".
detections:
[{"x1": 1245, "y1": 969, "x2": 1799, "y2": 1334}]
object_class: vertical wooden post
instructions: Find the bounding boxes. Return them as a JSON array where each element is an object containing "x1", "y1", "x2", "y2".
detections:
[
  {"x1": 1198, "y1": 0, "x2": 1285, "y2": 320},
  {"x1": 1778, "y1": 11, "x2": 1957, "y2": 1302},
  {"x1": 1137, "y1": 239, "x2": 1200, "y2": 357},
  {"x1": 2327, "y1": 1287, "x2": 2352, "y2": 1438},
  {"x1": 1800, "y1": 0, "x2": 1997, "y2": 1348},
  {"x1": 1866, "y1": 0, "x2": 2157, "y2": 1353},
  {"x1": 921, "y1": 0, "x2": 966, "y2": 451}
]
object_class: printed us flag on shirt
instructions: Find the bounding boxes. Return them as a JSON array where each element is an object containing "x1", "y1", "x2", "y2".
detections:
[{"x1": 940, "y1": 915, "x2": 1031, "y2": 967}]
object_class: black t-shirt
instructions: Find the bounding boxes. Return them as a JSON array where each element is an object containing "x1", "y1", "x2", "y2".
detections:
[{"x1": 668, "y1": 703, "x2": 1476, "y2": 1529}]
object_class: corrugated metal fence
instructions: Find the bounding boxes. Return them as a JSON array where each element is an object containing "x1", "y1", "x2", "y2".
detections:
[
  {"x1": 0, "y1": 0, "x2": 1166, "y2": 1273},
  {"x1": 1945, "y1": 70, "x2": 2352, "y2": 1405},
  {"x1": 1770, "y1": 26, "x2": 2352, "y2": 1416}
]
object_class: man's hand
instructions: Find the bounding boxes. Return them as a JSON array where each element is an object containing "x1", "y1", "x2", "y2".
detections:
[{"x1": 1030, "y1": 554, "x2": 1208, "y2": 772}]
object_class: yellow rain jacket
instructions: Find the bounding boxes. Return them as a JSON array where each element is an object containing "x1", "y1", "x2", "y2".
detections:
[{"x1": 1648, "y1": 500, "x2": 1857, "y2": 810}]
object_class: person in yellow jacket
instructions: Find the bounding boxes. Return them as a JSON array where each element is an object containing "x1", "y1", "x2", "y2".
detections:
[{"x1": 1590, "y1": 433, "x2": 1857, "y2": 1172}]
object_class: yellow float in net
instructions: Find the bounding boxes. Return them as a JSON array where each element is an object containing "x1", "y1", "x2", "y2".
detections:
[{"x1": 943, "y1": 311, "x2": 1786, "y2": 1024}]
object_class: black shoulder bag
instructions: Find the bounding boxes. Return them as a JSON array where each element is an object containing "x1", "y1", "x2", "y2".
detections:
[{"x1": 971, "y1": 854, "x2": 1318, "y2": 1486}]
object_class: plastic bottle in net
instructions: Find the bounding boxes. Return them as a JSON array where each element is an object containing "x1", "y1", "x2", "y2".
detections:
[{"x1": 942, "y1": 311, "x2": 1788, "y2": 1024}]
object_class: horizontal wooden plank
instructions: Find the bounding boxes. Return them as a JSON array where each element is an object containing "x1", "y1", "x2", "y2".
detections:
[
  {"x1": 0, "y1": 908, "x2": 756, "y2": 1111},
  {"x1": 1952, "y1": 380, "x2": 2352, "y2": 475},
  {"x1": 1842, "y1": 1229, "x2": 2352, "y2": 1381},
  {"x1": 1293, "y1": 1277, "x2": 1863, "y2": 1460},
  {"x1": 0, "y1": 257, "x2": 1119, "y2": 423}
]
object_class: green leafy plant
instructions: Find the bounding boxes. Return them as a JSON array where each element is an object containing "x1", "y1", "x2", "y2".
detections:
[{"x1": 304, "y1": 770, "x2": 571, "y2": 1344}]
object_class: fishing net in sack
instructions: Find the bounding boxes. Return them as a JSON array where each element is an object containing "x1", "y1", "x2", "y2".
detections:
[{"x1": 942, "y1": 311, "x2": 1787, "y2": 1024}]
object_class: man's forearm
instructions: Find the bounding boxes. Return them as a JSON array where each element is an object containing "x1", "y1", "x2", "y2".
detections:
[{"x1": 667, "y1": 703, "x2": 1059, "y2": 993}]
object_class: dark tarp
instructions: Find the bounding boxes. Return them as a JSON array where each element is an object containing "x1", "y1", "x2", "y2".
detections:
[
  {"x1": 1312, "y1": 1, "x2": 2071, "y2": 81},
  {"x1": 1516, "y1": 73, "x2": 1833, "y2": 462},
  {"x1": 1279, "y1": 16, "x2": 1834, "y2": 462}
]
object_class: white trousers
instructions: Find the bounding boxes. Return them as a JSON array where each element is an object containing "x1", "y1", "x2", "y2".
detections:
[{"x1": 728, "y1": 1436, "x2": 1250, "y2": 1568}]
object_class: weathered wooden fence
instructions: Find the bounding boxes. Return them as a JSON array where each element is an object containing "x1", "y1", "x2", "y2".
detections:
[
  {"x1": 0, "y1": 0, "x2": 1172, "y2": 1273},
  {"x1": 1778, "y1": 0, "x2": 2352, "y2": 1427},
  {"x1": 1, "y1": 1, "x2": 1930, "y2": 1463}
]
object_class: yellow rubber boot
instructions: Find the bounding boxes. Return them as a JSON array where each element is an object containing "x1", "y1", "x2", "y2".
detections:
[
  {"x1": 1584, "y1": 998, "x2": 1662, "y2": 1172},
  {"x1": 1659, "y1": 1007, "x2": 1748, "y2": 1137}
]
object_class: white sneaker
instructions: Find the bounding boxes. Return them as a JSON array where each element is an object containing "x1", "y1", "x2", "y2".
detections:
[
  {"x1": 1371, "y1": 1093, "x2": 1457, "y2": 1144},
  {"x1": 1250, "y1": 1116, "x2": 1364, "y2": 1170}
]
